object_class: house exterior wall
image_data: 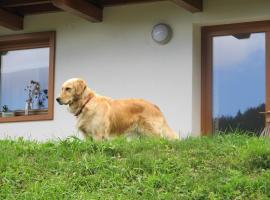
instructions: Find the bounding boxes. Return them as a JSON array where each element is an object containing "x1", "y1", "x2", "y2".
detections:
[{"x1": 0, "y1": 0, "x2": 270, "y2": 140}]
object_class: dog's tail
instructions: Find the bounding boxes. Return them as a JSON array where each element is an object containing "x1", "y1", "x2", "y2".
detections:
[{"x1": 164, "y1": 124, "x2": 180, "y2": 140}]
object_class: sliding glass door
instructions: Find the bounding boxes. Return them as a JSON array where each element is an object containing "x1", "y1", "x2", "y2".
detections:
[
  {"x1": 201, "y1": 21, "x2": 270, "y2": 135},
  {"x1": 213, "y1": 33, "x2": 265, "y2": 134}
]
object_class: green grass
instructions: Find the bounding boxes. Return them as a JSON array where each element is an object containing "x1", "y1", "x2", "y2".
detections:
[{"x1": 0, "y1": 134, "x2": 270, "y2": 200}]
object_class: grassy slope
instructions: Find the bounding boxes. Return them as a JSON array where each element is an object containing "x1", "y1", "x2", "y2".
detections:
[{"x1": 0, "y1": 135, "x2": 270, "y2": 200}]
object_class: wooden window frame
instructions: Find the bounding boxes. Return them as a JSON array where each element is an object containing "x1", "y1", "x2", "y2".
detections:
[
  {"x1": 201, "y1": 20, "x2": 270, "y2": 135},
  {"x1": 0, "y1": 31, "x2": 56, "y2": 123}
]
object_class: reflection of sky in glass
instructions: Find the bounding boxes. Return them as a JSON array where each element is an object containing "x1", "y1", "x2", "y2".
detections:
[
  {"x1": 2, "y1": 48, "x2": 49, "y2": 73},
  {"x1": 213, "y1": 33, "x2": 265, "y2": 117}
]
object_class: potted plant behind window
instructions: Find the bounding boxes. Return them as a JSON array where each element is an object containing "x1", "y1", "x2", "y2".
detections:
[
  {"x1": 38, "y1": 89, "x2": 48, "y2": 109},
  {"x1": 1, "y1": 105, "x2": 15, "y2": 117},
  {"x1": 25, "y1": 80, "x2": 48, "y2": 111}
]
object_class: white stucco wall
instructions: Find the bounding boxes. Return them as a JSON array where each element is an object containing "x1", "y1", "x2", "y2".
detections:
[{"x1": 0, "y1": 0, "x2": 270, "y2": 140}]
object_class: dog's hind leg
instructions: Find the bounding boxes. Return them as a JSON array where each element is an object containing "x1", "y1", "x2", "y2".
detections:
[{"x1": 138, "y1": 116, "x2": 178, "y2": 140}]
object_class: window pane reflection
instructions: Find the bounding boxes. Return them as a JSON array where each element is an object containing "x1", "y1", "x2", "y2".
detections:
[
  {"x1": 0, "y1": 48, "x2": 49, "y2": 116},
  {"x1": 213, "y1": 33, "x2": 265, "y2": 134}
]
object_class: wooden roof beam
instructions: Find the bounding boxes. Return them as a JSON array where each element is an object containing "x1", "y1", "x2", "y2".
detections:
[
  {"x1": 171, "y1": 0, "x2": 202, "y2": 13},
  {"x1": 0, "y1": 8, "x2": 23, "y2": 30},
  {"x1": 0, "y1": 0, "x2": 50, "y2": 8},
  {"x1": 102, "y1": 0, "x2": 164, "y2": 7},
  {"x1": 13, "y1": 4, "x2": 61, "y2": 15},
  {"x1": 52, "y1": 0, "x2": 102, "y2": 22}
]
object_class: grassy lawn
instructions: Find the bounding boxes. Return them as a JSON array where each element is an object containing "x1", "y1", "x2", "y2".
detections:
[{"x1": 0, "y1": 134, "x2": 270, "y2": 200}]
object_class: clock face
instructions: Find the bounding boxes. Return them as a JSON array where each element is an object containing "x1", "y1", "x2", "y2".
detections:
[{"x1": 152, "y1": 24, "x2": 172, "y2": 44}]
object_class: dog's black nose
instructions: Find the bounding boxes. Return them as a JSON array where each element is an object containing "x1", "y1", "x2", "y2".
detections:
[{"x1": 56, "y1": 97, "x2": 61, "y2": 103}]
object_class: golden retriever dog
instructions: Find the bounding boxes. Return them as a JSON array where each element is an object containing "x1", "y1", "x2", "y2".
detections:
[{"x1": 56, "y1": 78, "x2": 179, "y2": 141}]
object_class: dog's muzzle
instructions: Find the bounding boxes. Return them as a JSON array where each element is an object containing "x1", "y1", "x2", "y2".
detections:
[{"x1": 56, "y1": 97, "x2": 63, "y2": 105}]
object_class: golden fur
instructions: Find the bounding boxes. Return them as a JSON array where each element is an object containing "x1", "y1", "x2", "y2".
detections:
[{"x1": 56, "y1": 78, "x2": 179, "y2": 141}]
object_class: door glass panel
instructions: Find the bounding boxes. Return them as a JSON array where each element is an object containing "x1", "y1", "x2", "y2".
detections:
[{"x1": 213, "y1": 33, "x2": 265, "y2": 134}]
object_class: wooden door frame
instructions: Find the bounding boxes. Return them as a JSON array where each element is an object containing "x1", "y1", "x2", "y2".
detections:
[{"x1": 201, "y1": 20, "x2": 270, "y2": 135}]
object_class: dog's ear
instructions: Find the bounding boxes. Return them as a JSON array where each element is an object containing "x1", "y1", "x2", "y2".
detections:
[{"x1": 75, "y1": 79, "x2": 87, "y2": 96}]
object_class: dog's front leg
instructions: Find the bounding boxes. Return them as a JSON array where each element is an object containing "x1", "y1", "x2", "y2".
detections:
[
  {"x1": 92, "y1": 133, "x2": 111, "y2": 141},
  {"x1": 92, "y1": 133, "x2": 105, "y2": 141},
  {"x1": 92, "y1": 129, "x2": 109, "y2": 141},
  {"x1": 91, "y1": 118, "x2": 110, "y2": 141}
]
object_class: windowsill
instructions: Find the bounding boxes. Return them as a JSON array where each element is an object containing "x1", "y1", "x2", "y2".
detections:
[{"x1": 0, "y1": 109, "x2": 53, "y2": 123}]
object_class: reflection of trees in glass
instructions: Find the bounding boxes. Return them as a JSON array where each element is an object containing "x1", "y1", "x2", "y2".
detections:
[{"x1": 214, "y1": 104, "x2": 265, "y2": 135}]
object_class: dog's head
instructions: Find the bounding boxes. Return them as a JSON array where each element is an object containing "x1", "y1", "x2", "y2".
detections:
[{"x1": 56, "y1": 78, "x2": 87, "y2": 105}]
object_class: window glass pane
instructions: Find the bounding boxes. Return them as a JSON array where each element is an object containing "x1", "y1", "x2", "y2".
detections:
[
  {"x1": 0, "y1": 48, "x2": 49, "y2": 115},
  {"x1": 213, "y1": 33, "x2": 265, "y2": 134}
]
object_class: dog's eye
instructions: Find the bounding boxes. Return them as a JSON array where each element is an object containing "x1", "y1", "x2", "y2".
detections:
[{"x1": 65, "y1": 87, "x2": 71, "y2": 92}]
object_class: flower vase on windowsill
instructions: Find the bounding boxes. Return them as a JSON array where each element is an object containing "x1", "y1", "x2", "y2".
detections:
[
  {"x1": 25, "y1": 100, "x2": 32, "y2": 116},
  {"x1": 24, "y1": 80, "x2": 48, "y2": 114}
]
